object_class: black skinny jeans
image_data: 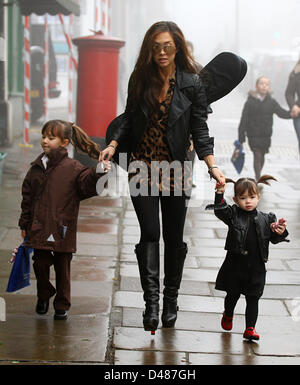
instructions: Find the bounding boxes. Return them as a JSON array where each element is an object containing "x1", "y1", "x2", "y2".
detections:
[
  {"x1": 224, "y1": 293, "x2": 260, "y2": 328},
  {"x1": 130, "y1": 194, "x2": 189, "y2": 248}
]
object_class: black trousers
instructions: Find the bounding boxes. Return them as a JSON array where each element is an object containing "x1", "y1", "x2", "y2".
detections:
[
  {"x1": 224, "y1": 292, "x2": 260, "y2": 328},
  {"x1": 33, "y1": 249, "x2": 72, "y2": 311},
  {"x1": 130, "y1": 194, "x2": 189, "y2": 247}
]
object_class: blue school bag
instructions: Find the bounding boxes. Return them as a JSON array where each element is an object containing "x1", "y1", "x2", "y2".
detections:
[
  {"x1": 6, "y1": 241, "x2": 33, "y2": 292},
  {"x1": 231, "y1": 140, "x2": 245, "y2": 174}
]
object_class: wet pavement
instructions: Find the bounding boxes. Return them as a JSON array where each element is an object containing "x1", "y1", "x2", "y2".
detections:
[{"x1": 1, "y1": 93, "x2": 300, "y2": 366}]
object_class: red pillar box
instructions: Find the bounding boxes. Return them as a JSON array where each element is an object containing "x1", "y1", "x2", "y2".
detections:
[{"x1": 73, "y1": 31, "x2": 125, "y2": 164}]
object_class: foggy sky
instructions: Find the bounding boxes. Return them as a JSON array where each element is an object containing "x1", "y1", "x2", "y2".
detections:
[{"x1": 163, "y1": 0, "x2": 300, "y2": 64}]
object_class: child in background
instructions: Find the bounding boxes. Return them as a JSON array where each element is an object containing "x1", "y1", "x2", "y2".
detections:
[
  {"x1": 207, "y1": 176, "x2": 289, "y2": 340},
  {"x1": 19, "y1": 120, "x2": 110, "y2": 320},
  {"x1": 238, "y1": 77, "x2": 291, "y2": 179}
]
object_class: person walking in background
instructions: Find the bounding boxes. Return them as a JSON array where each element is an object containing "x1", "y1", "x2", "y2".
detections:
[
  {"x1": 238, "y1": 77, "x2": 291, "y2": 179},
  {"x1": 19, "y1": 120, "x2": 109, "y2": 320},
  {"x1": 285, "y1": 58, "x2": 300, "y2": 157},
  {"x1": 103, "y1": 21, "x2": 225, "y2": 334},
  {"x1": 207, "y1": 175, "x2": 289, "y2": 340}
]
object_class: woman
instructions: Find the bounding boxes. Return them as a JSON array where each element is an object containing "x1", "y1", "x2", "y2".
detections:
[
  {"x1": 285, "y1": 58, "x2": 300, "y2": 157},
  {"x1": 102, "y1": 21, "x2": 225, "y2": 334}
]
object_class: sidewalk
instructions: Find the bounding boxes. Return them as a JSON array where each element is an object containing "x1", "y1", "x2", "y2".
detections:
[{"x1": 1, "y1": 95, "x2": 300, "y2": 365}]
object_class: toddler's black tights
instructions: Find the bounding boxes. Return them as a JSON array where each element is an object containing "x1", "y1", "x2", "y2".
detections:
[{"x1": 224, "y1": 293, "x2": 260, "y2": 328}]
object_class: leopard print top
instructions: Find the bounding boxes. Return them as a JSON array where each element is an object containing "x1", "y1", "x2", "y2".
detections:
[{"x1": 128, "y1": 77, "x2": 192, "y2": 195}]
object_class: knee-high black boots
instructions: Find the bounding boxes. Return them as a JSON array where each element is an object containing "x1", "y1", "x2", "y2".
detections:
[
  {"x1": 162, "y1": 242, "x2": 187, "y2": 328},
  {"x1": 135, "y1": 242, "x2": 160, "y2": 333}
]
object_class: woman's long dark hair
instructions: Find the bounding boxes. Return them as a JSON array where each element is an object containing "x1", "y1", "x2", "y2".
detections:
[{"x1": 130, "y1": 21, "x2": 199, "y2": 114}]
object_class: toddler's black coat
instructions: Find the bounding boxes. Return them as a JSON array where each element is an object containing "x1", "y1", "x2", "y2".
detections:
[
  {"x1": 214, "y1": 196, "x2": 289, "y2": 263},
  {"x1": 213, "y1": 195, "x2": 289, "y2": 296}
]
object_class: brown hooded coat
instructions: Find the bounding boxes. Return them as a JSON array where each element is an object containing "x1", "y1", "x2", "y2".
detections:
[{"x1": 19, "y1": 147, "x2": 104, "y2": 253}]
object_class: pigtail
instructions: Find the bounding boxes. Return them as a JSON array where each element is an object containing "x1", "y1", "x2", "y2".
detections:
[
  {"x1": 225, "y1": 178, "x2": 235, "y2": 184},
  {"x1": 70, "y1": 123, "x2": 100, "y2": 160},
  {"x1": 256, "y1": 174, "x2": 277, "y2": 186}
]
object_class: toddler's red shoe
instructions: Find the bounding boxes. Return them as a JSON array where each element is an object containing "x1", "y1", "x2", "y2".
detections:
[
  {"x1": 243, "y1": 327, "x2": 260, "y2": 341},
  {"x1": 221, "y1": 312, "x2": 233, "y2": 330}
]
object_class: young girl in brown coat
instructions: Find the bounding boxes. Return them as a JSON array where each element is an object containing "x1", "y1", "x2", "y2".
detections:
[{"x1": 19, "y1": 120, "x2": 109, "y2": 320}]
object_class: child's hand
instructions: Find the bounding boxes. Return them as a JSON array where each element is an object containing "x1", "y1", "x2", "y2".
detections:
[
  {"x1": 98, "y1": 160, "x2": 111, "y2": 173},
  {"x1": 215, "y1": 181, "x2": 226, "y2": 194},
  {"x1": 270, "y1": 218, "x2": 287, "y2": 235},
  {"x1": 102, "y1": 159, "x2": 111, "y2": 173},
  {"x1": 10, "y1": 247, "x2": 18, "y2": 263}
]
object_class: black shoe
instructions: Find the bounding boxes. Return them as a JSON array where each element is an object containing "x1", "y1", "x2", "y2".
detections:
[
  {"x1": 36, "y1": 299, "x2": 49, "y2": 315},
  {"x1": 54, "y1": 310, "x2": 68, "y2": 320}
]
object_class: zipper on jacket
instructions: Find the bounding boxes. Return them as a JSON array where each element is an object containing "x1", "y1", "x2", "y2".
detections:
[{"x1": 242, "y1": 215, "x2": 251, "y2": 254}]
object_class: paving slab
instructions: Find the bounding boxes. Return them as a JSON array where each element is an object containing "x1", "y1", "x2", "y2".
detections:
[
  {"x1": 262, "y1": 284, "x2": 300, "y2": 299},
  {"x1": 114, "y1": 349, "x2": 187, "y2": 365},
  {"x1": 113, "y1": 327, "x2": 253, "y2": 355},
  {"x1": 251, "y1": 334, "x2": 300, "y2": 357},
  {"x1": 114, "y1": 291, "x2": 289, "y2": 316},
  {"x1": 188, "y1": 352, "x2": 300, "y2": 365},
  {"x1": 120, "y1": 276, "x2": 211, "y2": 296},
  {"x1": 0, "y1": 314, "x2": 109, "y2": 363},
  {"x1": 122, "y1": 308, "x2": 300, "y2": 335}
]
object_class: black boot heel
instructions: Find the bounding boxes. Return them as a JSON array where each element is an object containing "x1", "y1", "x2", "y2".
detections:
[{"x1": 143, "y1": 303, "x2": 159, "y2": 333}]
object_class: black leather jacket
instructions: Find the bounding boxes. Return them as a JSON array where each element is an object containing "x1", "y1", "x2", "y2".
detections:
[
  {"x1": 213, "y1": 196, "x2": 289, "y2": 263},
  {"x1": 106, "y1": 67, "x2": 214, "y2": 165}
]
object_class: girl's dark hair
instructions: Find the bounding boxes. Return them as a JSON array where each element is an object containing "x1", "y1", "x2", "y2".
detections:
[
  {"x1": 130, "y1": 21, "x2": 199, "y2": 114},
  {"x1": 42, "y1": 120, "x2": 100, "y2": 160},
  {"x1": 225, "y1": 175, "x2": 277, "y2": 197}
]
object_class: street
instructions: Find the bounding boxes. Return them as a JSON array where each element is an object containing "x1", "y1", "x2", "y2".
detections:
[{"x1": 0, "y1": 90, "x2": 300, "y2": 365}]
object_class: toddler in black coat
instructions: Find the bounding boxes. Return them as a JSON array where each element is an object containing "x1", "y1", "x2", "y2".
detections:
[
  {"x1": 238, "y1": 77, "x2": 291, "y2": 179},
  {"x1": 206, "y1": 175, "x2": 289, "y2": 340}
]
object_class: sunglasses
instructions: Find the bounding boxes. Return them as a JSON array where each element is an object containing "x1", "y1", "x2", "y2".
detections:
[{"x1": 152, "y1": 43, "x2": 176, "y2": 55}]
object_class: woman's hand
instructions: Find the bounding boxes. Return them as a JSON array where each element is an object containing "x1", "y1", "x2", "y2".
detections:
[
  {"x1": 189, "y1": 139, "x2": 194, "y2": 152},
  {"x1": 99, "y1": 141, "x2": 118, "y2": 162},
  {"x1": 290, "y1": 105, "x2": 300, "y2": 118},
  {"x1": 99, "y1": 146, "x2": 115, "y2": 162},
  {"x1": 203, "y1": 155, "x2": 226, "y2": 186},
  {"x1": 210, "y1": 167, "x2": 226, "y2": 186}
]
